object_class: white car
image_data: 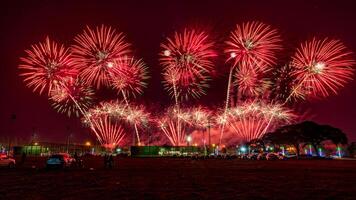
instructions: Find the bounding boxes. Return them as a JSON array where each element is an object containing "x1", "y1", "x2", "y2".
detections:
[{"x1": 0, "y1": 154, "x2": 16, "y2": 168}]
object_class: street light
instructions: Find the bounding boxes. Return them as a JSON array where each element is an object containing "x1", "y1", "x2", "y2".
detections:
[{"x1": 186, "y1": 135, "x2": 192, "y2": 146}]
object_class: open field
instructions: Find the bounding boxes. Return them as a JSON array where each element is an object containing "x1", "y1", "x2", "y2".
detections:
[{"x1": 0, "y1": 157, "x2": 356, "y2": 200}]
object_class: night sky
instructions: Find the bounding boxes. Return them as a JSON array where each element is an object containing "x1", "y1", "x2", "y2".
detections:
[{"x1": 1, "y1": 0, "x2": 355, "y2": 143}]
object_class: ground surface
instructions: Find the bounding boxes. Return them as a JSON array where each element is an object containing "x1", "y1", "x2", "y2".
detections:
[{"x1": 0, "y1": 157, "x2": 355, "y2": 200}]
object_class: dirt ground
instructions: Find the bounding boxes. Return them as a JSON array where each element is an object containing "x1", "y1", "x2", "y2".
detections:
[{"x1": 0, "y1": 157, "x2": 355, "y2": 200}]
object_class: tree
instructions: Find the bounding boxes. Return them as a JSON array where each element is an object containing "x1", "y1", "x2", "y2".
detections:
[
  {"x1": 264, "y1": 121, "x2": 348, "y2": 158},
  {"x1": 320, "y1": 125, "x2": 348, "y2": 145},
  {"x1": 264, "y1": 124, "x2": 304, "y2": 158}
]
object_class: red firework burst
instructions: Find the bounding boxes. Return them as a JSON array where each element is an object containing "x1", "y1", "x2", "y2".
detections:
[
  {"x1": 157, "y1": 107, "x2": 189, "y2": 146},
  {"x1": 225, "y1": 21, "x2": 281, "y2": 71},
  {"x1": 87, "y1": 100, "x2": 150, "y2": 145},
  {"x1": 90, "y1": 115, "x2": 126, "y2": 149},
  {"x1": 290, "y1": 38, "x2": 355, "y2": 98},
  {"x1": 160, "y1": 29, "x2": 216, "y2": 101},
  {"x1": 234, "y1": 62, "x2": 271, "y2": 98},
  {"x1": 160, "y1": 29, "x2": 216, "y2": 72},
  {"x1": 225, "y1": 101, "x2": 295, "y2": 142},
  {"x1": 50, "y1": 77, "x2": 94, "y2": 117},
  {"x1": 71, "y1": 25, "x2": 131, "y2": 88},
  {"x1": 19, "y1": 37, "x2": 77, "y2": 95},
  {"x1": 162, "y1": 68, "x2": 209, "y2": 101},
  {"x1": 110, "y1": 57, "x2": 149, "y2": 98}
]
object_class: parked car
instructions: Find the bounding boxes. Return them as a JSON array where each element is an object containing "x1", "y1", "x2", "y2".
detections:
[
  {"x1": 248, "y1": 153, "x2": 258, "y2": 160},
  {"x1": 0, "y1": 154, "x2": 16, "y2": 168},
  {"x1": 266, "y1": 153, "x2": 285, "y2": 160},
  {"x1": 257, "y1": 153, "x2": 267, "y2": 160},
  {"x1": 46, "y1": 153, "x2": 75, "y2": 168}
]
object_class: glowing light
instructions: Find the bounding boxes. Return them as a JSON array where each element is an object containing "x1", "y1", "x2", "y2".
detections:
[
  {"x1": 85, "y1": 141, "x2": 91, "y2": 146},
  {"x1": 313, "y1": 62, "x2": 325, "y2": 74},
  {"x1": 107, "y1": 62, "x2": 114, "y2": 68},
  {"x1": 281, "y1": 146, "x2": 285, "y2": 156},
  {"x1": 230, "y1": 52, "x2": 237, "y2": 58},
  {"x1": 309, "y1": 145, "x2": 312, "y2": 155},
  {"x1": 186, "y1": 135, "x2": 192, "y2": 142},
  {"x1": 164, "y1": 50, "x2": 171, "y2": 57},
  {"x1": 337, "y1": 146, "x2": 342, "y2": 158},
  {"x1": 318, "y1": 148, "x2": 323, "y2": 157}
]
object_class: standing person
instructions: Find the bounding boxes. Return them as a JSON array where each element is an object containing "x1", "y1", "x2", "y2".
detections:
[
  {"x1": 108, "y1": 154, "x2": 114, "y2": 169},
  {"x1": 73, "y1": 152, "x2": 79, "y2": 168},
  {"x1": 104, "y1": 154, "x2": 108, "y2": 168},
  {"x1": 20, "y1": 152, "x2": 26, "y2": 166}
]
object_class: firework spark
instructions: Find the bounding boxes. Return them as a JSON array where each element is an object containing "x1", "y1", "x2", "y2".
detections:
[
  {"x1": 290, "y1": 38, "x2": 355, "y2": 99},
  {"x1": 71, "y1": 25, "x2": 131, "y2": 88},
  {"x1": 19, "y1": 37, "x2": 76, "y2": 95}
]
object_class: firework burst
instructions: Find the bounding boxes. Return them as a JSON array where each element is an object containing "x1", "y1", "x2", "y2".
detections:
[
  {"x1": 178, "y1": 106, "x2": 212, "y2": 129},
  {"x1": 234, "y1": 63, "x2": 271, "y2": 98},
  {"x1": 160, "y1": 29, "x2": 216, "y2": 102},
  {"x1": 290, "y1": 38, "x2": 355, "y2": 99},
  {"x1": 19, "y1": 37, "x2": 76, "y2": 95},
  {"x1": 225, "y1": 21, "x2": 281, "y2": 71},
  {"x1": 50, "y1": 78, "x2": 94, "y2": 117},
  {"x1": 162, "y1": 68, "x2": 209, "y2": 101},
  {"x1": 71, "y1": 25, "x2": 131, "y2": 88},
  {"x1": 110, "y1": 57, "x2": 149, "y2": 98},
  {"x1": 90, "y1": 115, "x2": 126, "y2": 149},
  {"x1": 87, "y1": 101, "x2": 150, "y2": 145},
  {"x1": 225, "y1": 101, "x2": 295, "y2": 142},
  {"x1": 157, "y1": 107, "x2": 188, "y2": 146}
]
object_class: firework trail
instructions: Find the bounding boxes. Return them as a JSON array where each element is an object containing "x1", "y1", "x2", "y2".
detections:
[
  {"x1": 71, "y1": 25, "x2": 131, "y2": 88},
  {"x1": 19, "y1": 37, "x2": 77, "y2": 95},
  {"x1": 286, "y1": 38, "x2": 355, "y2": 102}
]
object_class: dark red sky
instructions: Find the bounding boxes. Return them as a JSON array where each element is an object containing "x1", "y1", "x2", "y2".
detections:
[{"x1": 1, "y1": 0, "x2": 355, "y2": 143}]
